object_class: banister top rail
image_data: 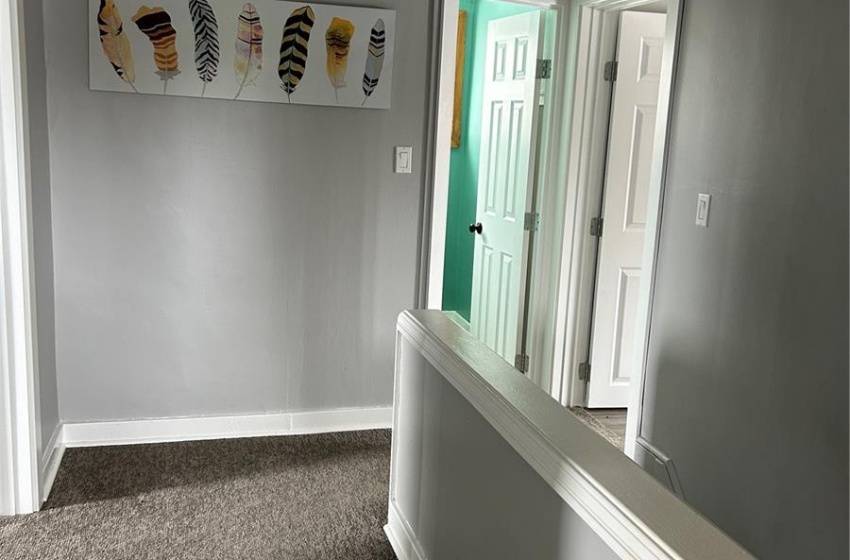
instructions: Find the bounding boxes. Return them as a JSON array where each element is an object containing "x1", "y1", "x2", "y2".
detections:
[{"x1": 397, "y1": 310, "x2": 753, "y2": 560}]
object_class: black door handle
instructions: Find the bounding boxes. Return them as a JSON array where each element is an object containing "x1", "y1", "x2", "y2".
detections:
[{"x1": 468, "y1": 222, "x2": 483, "y2": 235}]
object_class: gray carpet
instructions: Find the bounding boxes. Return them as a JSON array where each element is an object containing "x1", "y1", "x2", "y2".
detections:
[
  {"x1": 569, "y1": 408, "x2": 626, "y2": 451},
  {"x1": 0, "y1": 430, "x2": 396, "y2": 560}
]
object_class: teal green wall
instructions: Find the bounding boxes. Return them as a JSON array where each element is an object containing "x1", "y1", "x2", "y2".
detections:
[{"x1": 442, "y1": 0, "x2": 540, "y2": 321}]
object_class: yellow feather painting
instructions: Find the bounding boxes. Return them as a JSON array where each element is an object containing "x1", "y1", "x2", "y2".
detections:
[{"x1": 325, "y1": 17, "x2": 355, "y2": 104}]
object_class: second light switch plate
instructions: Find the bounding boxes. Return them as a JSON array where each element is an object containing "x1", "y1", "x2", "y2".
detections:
[{"x1": 696, "y1": 194, "x2": 711, "y2": 227}]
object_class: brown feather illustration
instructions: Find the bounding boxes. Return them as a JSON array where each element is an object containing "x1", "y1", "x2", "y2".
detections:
[
  {"x1": 97, "y1": 0, "x2": 136, "y2": 91},
  {"x1": 132, "y1": 5, "x2": 180, "y2": 92},
  {"x1": 325, "y1": 17, "x2": 355, "y2": 104}
]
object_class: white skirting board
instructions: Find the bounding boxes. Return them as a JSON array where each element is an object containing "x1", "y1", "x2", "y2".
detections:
[
  {"x1": 62, "y1": 407, "x2": 394, "y2": 448},
  {"x1": 40, "y1": 423, "x2": 66, "y2": 505},
  {"x1": 384, "y1": 500, "x2": 427, "y2": 560}
]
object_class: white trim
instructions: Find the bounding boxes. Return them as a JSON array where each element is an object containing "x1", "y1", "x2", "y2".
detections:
[
  {"x1": 62, "y1": 407, "x2": 393, "y2": 448},
  {"x1": 523, "y1": 2, "x2": 577, "y2": 394},
  {"x1": 384, "y1": 500, "x2": 428, "y2": 560},
  {"x1": 551, "y1": 6, "x2": 620, "y2": 407},
  {"x1": 39, "y1": 423, "x2": 64, "y2": 505},
  {"x1": 423, "y1": 0, "x2": 460, "y2": 310},
  {"x1": 391, "y1": 311, "x2": 754, "y2": 560},
  {"x1": 623, "y1": 0, "x2": 682, "y2": 457},
  {"x1": 0, "y1": 0, "x2": 41, "y2": 516}
]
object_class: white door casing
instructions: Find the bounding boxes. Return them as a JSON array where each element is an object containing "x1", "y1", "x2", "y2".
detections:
[
  {"x1": 0, "y1": 0, "x2": 41, "y2": 515},
  {"x1": 470, "y1": 12, "x2": 544, "y2": 367},
  {"x1": 587, "y1": 11, "x2": 665, "y2": 408}
]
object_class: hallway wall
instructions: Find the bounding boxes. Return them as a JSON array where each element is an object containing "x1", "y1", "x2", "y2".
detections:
[
  {"x1": 42, "y1": 0, "x2": 433, "y2": 421},
  {"x1": 639, "y1": 0, "x2": 849, "y2": 557}
]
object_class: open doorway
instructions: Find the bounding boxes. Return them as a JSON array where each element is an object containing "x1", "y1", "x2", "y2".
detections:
[
  {"x1": 567, "y1": 5, "x2": 667, "y2": 445},
  {"x1": 424, "y1": 0, "x2": 682, "y2": 457},
  {"x1": 553, "y1": 0, "x2": 680, "y2": 457},
  {"x1": 440, "y1": 0, "x2": 557, "y2": 374}
]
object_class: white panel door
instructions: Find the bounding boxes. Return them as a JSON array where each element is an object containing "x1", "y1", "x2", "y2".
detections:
[
  {"x1": 587, "y1": 11, "x2": 666, "y2": 408},
  {"x1": 470, "y1": 12, "x2": 543, "y2": 367}
]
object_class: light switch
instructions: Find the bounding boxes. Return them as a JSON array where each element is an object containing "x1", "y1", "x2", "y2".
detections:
[
  {"x1": 695, "y1": 194, "x2": 711, "y2": 227},
  {"x1": 395, "y1": 147, "x2": 413, "y2": 174}
]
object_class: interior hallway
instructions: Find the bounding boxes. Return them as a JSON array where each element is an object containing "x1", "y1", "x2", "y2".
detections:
[{"x1": 0, "y1": 431, "x2": 395, "y2": 560}]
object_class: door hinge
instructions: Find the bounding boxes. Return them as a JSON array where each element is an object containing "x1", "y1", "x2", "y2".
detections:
[
  {"x1": 603, "y1": 60, "x2": 618, "y2": 82},
  {"x1": 590, "y1": 217, "x2": 604, "y2": 237},
  {"x1": 515, "y1": 353, "x2": 530, "y2": 374},
  {"x1": 578, "y1": 362, "x2": 591, "y2": 382},
  {"x1": 524, "y1": 211, "x2": 540, "y2": 232},
  {"x1": 536, "y1": 58, "x2": 552, "y2": 80}
]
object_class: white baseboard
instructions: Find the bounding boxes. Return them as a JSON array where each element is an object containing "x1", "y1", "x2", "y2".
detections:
[
  {"x1": 385, "y1": 500, "x2": 427, "y2": 560},
  {"x1": 40, "y1": 423, "x2": 65, "y2": 504},
  {"x1": 62, "y1": 406, "x2": 393, "y2": 448}
]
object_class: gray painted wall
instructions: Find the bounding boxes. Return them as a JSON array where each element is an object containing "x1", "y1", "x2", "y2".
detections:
[
  {"x1": 639, "y1": 0, "x2": 849, "y2": 558},
  {"x1": 42, "y1": 0, "x2": 431, "y2": 421},
  {"x1": 24, "y1": 0, "x2": 60, "y2": 455},
  {"x1": 394, "y1": 338, "x2": 618, "y2": 559}
]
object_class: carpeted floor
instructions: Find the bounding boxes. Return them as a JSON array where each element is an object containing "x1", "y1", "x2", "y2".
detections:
[
  {"x1": 569, "y1": 408, "x2": 626, "y2": 451},
  {"x1": 0, "y1": 430, "x2": 396, "y2": 560}
]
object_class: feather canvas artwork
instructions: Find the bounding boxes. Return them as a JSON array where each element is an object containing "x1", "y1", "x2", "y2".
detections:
[
  {"x1": 325, "y1": 17, "x2": 355, "y2": 104},
  {"x1": 188, "y1": 0, "x2": 220, "y2": 96},
  {"x1": 361, "y1": 18, "x2": 385, "y2": 106},
  {"x1": 89, "y1": 0, "x2": 395, "y2": 109},
  {"x1": 234, "y1": 3, "x2": 264, "y2": 99},
  {"x1": 278, "y1": 5, "x2": 315, "y2": 102},
  {"x1": 97, "y1": 0, "x2": 137, "y2": 91},
  {"x1": 132, "y1": 5, "x2": 180, "y2": 92}
]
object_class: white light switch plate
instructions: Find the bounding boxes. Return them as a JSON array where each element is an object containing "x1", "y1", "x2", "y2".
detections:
[
  {"x1": 395, "y1": 147, "x2": 413, "y2": 174},
  {"x1": 696, "y1": 194, "x2": 711, "y2": 227}
]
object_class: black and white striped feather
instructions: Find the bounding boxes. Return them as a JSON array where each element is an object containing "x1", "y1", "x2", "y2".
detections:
[
  {"x1": 278, "y1": 5, "x2": 315, "y2": 101},
  {"x1": 189, "y1": 0, "x2": 220, "y2": 91},
  {"x1": 361, "y1": 19, "x2": 385, "y2": 103}
]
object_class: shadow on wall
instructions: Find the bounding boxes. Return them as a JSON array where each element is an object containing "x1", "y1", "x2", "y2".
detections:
[{"x1": 636, "y1": 111, "x2": 849, "y2": 558}]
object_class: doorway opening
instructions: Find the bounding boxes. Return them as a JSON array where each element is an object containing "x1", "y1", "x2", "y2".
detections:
[
  {"x1": 440, "y1": 0, "x2": 558, "y2": 380},
  {"x1": 566, "y1": 4, "x2": 667, "y2": 444},
  {"x1": 424, "y1": 0, "x2": 682, "y2": 457},
  {"x1": 554, "y1": 0, "x2": 680, "y2": 458}
]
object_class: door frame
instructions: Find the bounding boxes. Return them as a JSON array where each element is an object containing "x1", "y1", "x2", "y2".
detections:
[
  {"x1": 551, "y1": 0, "x2": 682, "y2": 457},
  {"x1": 422, "y1": 0, "x2": 575, "y2": 394},
  {"x1": 0, "y1": 0, "x2": 42, "y2": 516}
]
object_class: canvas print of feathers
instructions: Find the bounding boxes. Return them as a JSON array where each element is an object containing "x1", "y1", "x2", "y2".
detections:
[
  {"x1": 278, "y1": 5, "x2": 315, "y2": 102},
  {"x1": 132, "y1": 5, "x2": 180, "y2": 92},
  {"x1": 188, "y1": 0, "x2": 220, "y2": 96},
  {"x1": 325, "y1": 17, "x2": 355, "y2": 104},
  {"x1": 361, "y1": 18, "x2": 385, "y2": 105},
  {"x1": 90, "y1": 0, "x2": 395, "y2": 108},
  {"x1": 97, "y1": 0, "x2": 136, "y2": 91},
  {"x1": 234, "y1": 3, "x2": 264, "y2": 99}
]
